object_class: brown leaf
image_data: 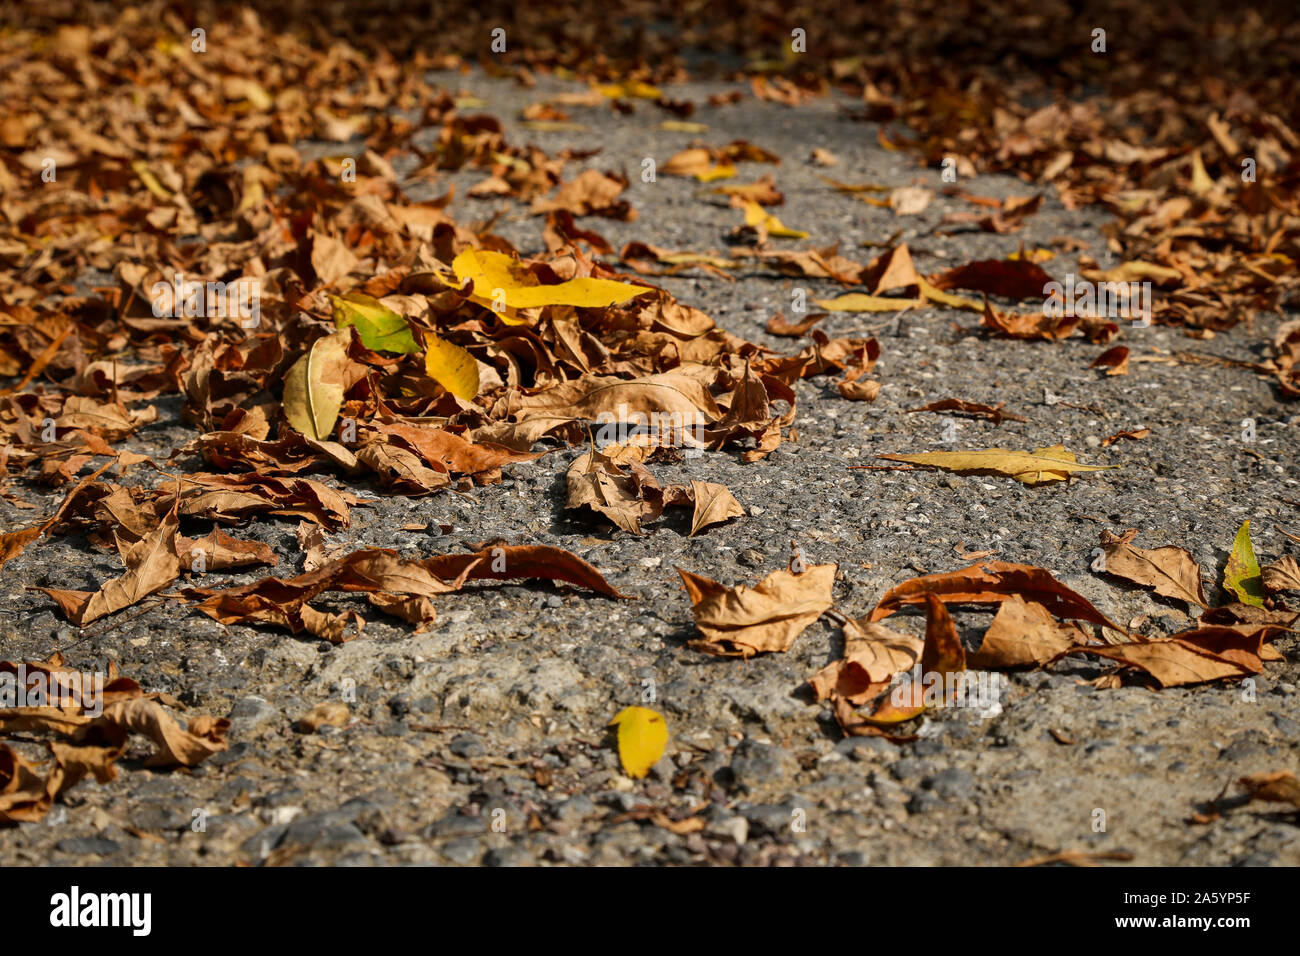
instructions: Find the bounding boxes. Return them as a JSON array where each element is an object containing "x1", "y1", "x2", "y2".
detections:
[
  {"x1": 906, "y1": 399, "x2": 1027, "y2": 424},
  {"x1": 808, "y1": 618, "x2": 921, "y2": 704},
  {"x1": 678, "y1": 563, "x2": 835, "y2": 657},
  {"x1": 1098, "y1": 529, "x2": 1209, "y2": 609},
  {"x1": 1238, "y1": 772, "x2": 1300, "y2": 808},
  {"x1": 1060, "y1": 625, "x2": 1272, "y2": 687},
  {"x1": 421, "y1": 544, "x2": 628, "y2": 599},
  {"x1": 39, "y1": 505, "x2": 182, "y2": 626},
  {"x1": 870, "y1": 560, "x2": 1125, "y2": 633},
  {"x1": 970, "y1": 594, "x2": 1090, "y2": 668},
  {"x1": 1262, "y1": 555, "x2": 1300, "y2": 594},
  {"x1": 930, "y1": 258, "x2": 1055, "y2": 300},
  {"x1": 687, "y1": 480, "x2": 744, "y2": 536}
]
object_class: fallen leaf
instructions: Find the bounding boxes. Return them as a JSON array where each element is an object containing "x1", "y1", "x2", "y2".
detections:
[
  {"x1": 1224, "y1": 520, "x2": 1266, "y2": 608},
  {"x1": 1262, "y1": 555, "x2": 1300, "y2": 594},
  {"x1": 679, "y1": 563, "x2": 835, "y2": 657},
  {"x1": 453, "y1": 248, "x2": 652, "y2": 310},
  {"x1": 424, "y1": 330, "x2": 480, "y2": 402},
  {"x1": 608, "y1": 706, "x2": 667, "y2": 778},
  {"x1": 870, "y1": 560, "x2": 1126, "y2": 633},
  {"x1": 1097, "y1": 529, "x2": 1209, "y2": 609},
  {"x1": 330, "y1": 293, "x2": 420, "y2": 353},
  {"x1": 39, "y1": 505, "x2": 182, "y2": 626},
  {"x1": 1238, "y1": 771, "x2": 1300, "y2": 808},
  {"x1": 283, "y1": 330, "x2": 352, "y2": 441},
  {"x1": 877, "y1": 444, "x2": 1116, "y2": 485},
  {"x1": 970, "y1": 594, "x2": 1090, "y2": 668}
]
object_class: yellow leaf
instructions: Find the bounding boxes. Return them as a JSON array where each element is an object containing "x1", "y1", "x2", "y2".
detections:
[
  {"x1": 696, "y1": 163, "x2": 737, "y2": 182},
  {"x1": 658, "y1": 120, "x2": 709, "y2": 133},
  {"x1": 597, "y1": 81, "x2": 663, "y2": 100},
  {"x1": 608, "y1": 706, "x2": 668, "y2": 778},
  {"x1": 1008, "y1": 247, "x2": 1056, "y2": 262},
  {"x1": 423, "y1": 331, "x2": 480, "y2": 402},
  {"x1": 878, "y1": 445, "x2": 1117, "y2": 486},
  {"x1": 130, "y1": 161, "x2": 172, "y2": 200},
  {"x1": 452, "y1": 248, "x2": 652, "y2": 311},
  {"x1": 918, "y1": 278, "x2": 984, "y2": 313},
  {"x1": 814, "y1": 293, "x2": 923, "y2": 312},
  {"x1": 1223, "y1": 520, "x2": 1266, "y2": 607},
  {"x1": 283, "y1": 330, "x2": 351, "y2": 441},
  {"x1": 741, "y1": 200, "x2": 808, "y2": 239},
  {"x1": 1190, "y1": 150, "x2": 1215, "y2": 195}
]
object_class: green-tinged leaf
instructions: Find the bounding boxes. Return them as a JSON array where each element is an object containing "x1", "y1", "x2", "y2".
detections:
[
  {"x1": 1224, "y1": 520, "x2": 1266, "y2": 607},
  {"x1": 330, "y1": 293, "x2": 419, "y2": 354}
]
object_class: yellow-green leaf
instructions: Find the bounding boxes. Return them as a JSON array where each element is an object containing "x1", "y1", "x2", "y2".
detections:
[
  {"x1": 608, "y1": 706, "x2": 668, "y2": 778},
  {"x1": 918, "y1": 278, "x2": 984, "y2": 313},
  {"x1": 1224, "y1": 520, "x2": 1265, "y2": 607},
  {"x1": 814, "y1": 293, "x2": 923, "y2": 312},
  {"x1": 741, "y1": 200, "x2": 808, "y2": 239},
  {"x1": 330, "y1": 293, "x2": 419, "y2": 354},
  {"x1": 283, "y1": 330, "x2": 351, "y2": 441},
  {"x1": 452, "y1": 248, "x2": 652, "y2": 313},
  {"x1": 423, "y1": 331, "x2": 480, "y2": 402},
  {"x1": 878, "y1": 445, "x2": 1116, "y2": 486},
  {"x1": 658, "y1": 120, "x2": 709, "y2": 133}
]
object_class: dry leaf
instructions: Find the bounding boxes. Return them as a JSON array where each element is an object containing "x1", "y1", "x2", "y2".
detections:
[
  {"x1": 678, "y1": 563, "x2": 835, "y2": 657},
  {"x1": 877, "y1": 444, "x2": 1116, "y2": 485},
  {"x1": 1098, "y1": 529, "x2": 1209, "y2": 609}
]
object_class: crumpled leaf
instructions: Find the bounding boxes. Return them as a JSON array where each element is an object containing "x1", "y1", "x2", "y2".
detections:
[
  {"x1": 1060, "y1": 624, "x2": 1273, "y2": 687},
  {"x1": 154, "y1": 472, "x2": 361, "y2": 530},
  {"x1": 870, "y1": 560, "x2": 1126, "y2": 633},
  {"x1": 39, "y1": 505, "x2": 181, "y2": 626},
  {"x1": 929, "y1": 258, "x2": 1056, "y2": 300},
  {"x1": 878, "y1": 444, "x2": 1116, "y2": 485},
  {"x1": 808, "y1": 618, "x2": 922, "y2": 704},
  {"x1": 1238, "y1": 772, "x2": 1300, "y2": 808},
  {"x1": 1262, "y1": 555, "x2": 1300, "y2": 594},
  {"x1": 531, "y1": 169, "x2": 634, "y2": 219},
  {"x1": 969, "y1": 594, "x2": 1090, "y2": 668},
  {"x1": 1224, "y1": 520, "x2": 1266, "y2": 607},
  {"x1": 867, "y1": 593, "x2": 966, "y2": 723},
  {"x1": 609, "y1": 706, "x2": 667, "y2": 779},
  {"x1": 678, "y1": 562, "x2": 835, "y2": 657},
  {"x1": 1097, "y1": 529, "x2": 1209, "y2": 609}
]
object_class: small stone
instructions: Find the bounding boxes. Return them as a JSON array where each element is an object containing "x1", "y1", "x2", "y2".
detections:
[
  {"x1": 704, "y1": 815, "x2": 749, "y2": 846},
  {"x1": 56, "y1": 837, "x2": 120, "y2": 856},
  {"x1": 925, "y1": 767, "x2": 974, "y2": 800},
  {"x1": 440, "y1": 837, "x2": 482, "y2": 864},
  {"x1": 449, "y1": 733, "x2": 487, "y2": 758}
]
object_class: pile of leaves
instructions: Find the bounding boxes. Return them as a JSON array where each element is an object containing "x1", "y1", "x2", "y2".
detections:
[{"x1": 1, "y1": 1, "x2": 1298, "y2": 809}]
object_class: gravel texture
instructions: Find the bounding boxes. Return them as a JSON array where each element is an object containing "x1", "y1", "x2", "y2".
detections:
[{"x1": 2, "y1": 72, "x2": 1298, "y2": 867}]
